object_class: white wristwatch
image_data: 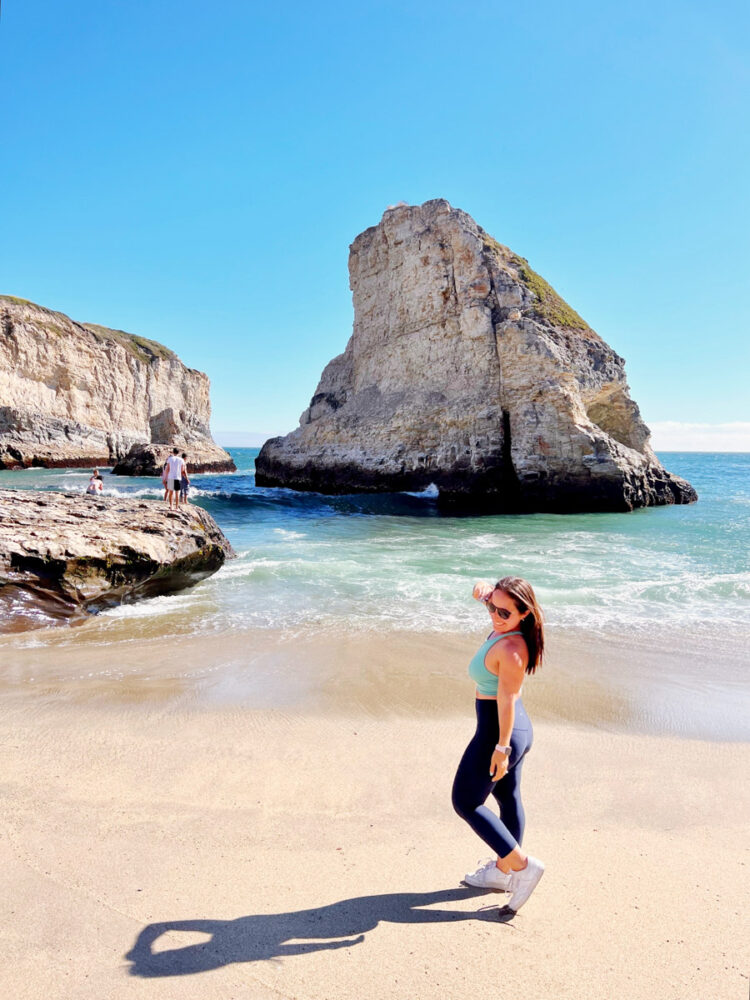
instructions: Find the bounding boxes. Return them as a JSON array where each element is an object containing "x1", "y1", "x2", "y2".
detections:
[{"x1": 495, "y1": 744, "x2": 512, "y2": 756}]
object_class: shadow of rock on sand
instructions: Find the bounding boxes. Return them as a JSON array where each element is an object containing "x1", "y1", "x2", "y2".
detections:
[{"x1": 125, "y1": 887, "x2": 514, "y2": 978}]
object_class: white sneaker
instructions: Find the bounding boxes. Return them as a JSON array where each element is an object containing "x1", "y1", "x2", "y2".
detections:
[
  {"x1": 462, "y1": 858, "x2": 512, "y2": 891},
  {"x1": 506, "y1": 856, "x2": 545, "y2": 910}
]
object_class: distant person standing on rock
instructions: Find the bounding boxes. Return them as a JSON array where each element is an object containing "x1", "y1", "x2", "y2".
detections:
[
  {"x1": 163, "y1": 448, "x2": 185, "y2": 510},
  {"x1": 179, "y1": 453, "x2": 191, "y2": 505},
  {"x1": 86, "y1": 469, "x2": 103, "y2": 495}
]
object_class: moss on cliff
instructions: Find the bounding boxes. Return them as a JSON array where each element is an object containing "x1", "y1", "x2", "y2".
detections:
[
  {"x1": 479, "y1": 236, "x2": 590, "y2": 331},
  {"x1": 0, "y1": 295, "x2": 33, "y2": 306},
  {"x1": 510, "y1": 254, "x2": 590, "y2": 330},
  {"x1": 0, "y1": 295, "x2": 176, "y2": 364},
  {"x1": 83, "y1": 324, "x2": 177, "y2": 364}
]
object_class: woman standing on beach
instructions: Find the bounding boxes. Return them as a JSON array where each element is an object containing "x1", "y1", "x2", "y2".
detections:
[{"x1": 452, "y1": 576, "x2": 545, "y2": 911}]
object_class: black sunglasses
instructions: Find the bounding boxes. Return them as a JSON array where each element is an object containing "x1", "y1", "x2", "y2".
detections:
[{"x1": 485, "y1": 600, "x2": 513, "y2": 620}]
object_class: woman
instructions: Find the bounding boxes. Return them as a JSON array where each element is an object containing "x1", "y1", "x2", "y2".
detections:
[{"x1": 452, "y1": 576, "x2": 545, "y2": 911}]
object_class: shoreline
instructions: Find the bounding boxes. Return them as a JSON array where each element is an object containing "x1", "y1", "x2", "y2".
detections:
[
  {"x1": 2, "y1": 564, "x2": 748, "y2": 997},
  {"x1": 1, "y1": 623, "x2": 747, "y2": 741}
]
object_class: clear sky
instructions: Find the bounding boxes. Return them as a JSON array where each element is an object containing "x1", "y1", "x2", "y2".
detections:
[{"x1": 1, "y1": 0, "x2": 748, "y2": 449}]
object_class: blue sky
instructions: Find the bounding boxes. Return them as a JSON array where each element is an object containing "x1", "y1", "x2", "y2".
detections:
[{"x1": 1, "y1": 0, "x2": 748, "y2": 448}]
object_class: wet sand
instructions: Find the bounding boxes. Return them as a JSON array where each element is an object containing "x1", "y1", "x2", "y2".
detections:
[{"x1": 1, "y1": 623, "x2": 747, "y2": 740}]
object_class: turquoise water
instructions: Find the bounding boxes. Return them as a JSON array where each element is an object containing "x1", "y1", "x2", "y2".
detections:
[{"x1": 1, "y1": 450, "x2": 747, "y2": 646}]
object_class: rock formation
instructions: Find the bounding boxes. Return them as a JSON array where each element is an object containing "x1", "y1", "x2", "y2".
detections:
[
  {"x1": 0, "y1": 489, "x2": 234, "y2": 632},
  {"x1": 111, "y1": 441, "x2": 229, "y2": 477},
  {"x1": 0, "y1": 296, "x2": 235, "y2": 474},
  {"x1": 256, "y1": 200, "x2": 696, "y2": 513}
]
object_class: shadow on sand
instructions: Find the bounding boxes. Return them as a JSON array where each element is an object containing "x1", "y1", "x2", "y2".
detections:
[{"x1": 125, "y1": 886, "x2": 516, "y2": 977}]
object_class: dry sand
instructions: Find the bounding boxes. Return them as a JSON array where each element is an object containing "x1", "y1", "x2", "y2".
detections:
[{"x1": 1, "y1": 639, "x2": 749, "y2": 1000}]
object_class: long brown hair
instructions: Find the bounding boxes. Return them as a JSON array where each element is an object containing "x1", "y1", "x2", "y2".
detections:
[{"x1": 495, "y1": 576, "x2": 545, "y2": 674}]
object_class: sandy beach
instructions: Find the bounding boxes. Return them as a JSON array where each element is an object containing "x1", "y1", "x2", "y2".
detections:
[
  {"x1": 3, "y1": 0, "x2": 748, "y2": 992},
  {"x1": 1, "y1": 629, "x2": 748, "y2": 1000}
]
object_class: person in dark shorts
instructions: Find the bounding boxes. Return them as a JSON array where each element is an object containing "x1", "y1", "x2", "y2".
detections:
[
  {"x1": 163, "y1": 448, "x2": 185, "y2": 509},
  {"x1": 179, "y1": 453, "x2": 191, "y2": 504}
]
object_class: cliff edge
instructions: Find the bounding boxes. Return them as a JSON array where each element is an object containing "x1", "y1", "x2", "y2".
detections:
[
  {"x1": 256, "y1": 200, "x2": 696, "y2": 513},
  {"x1": 0, "y1": 296, "x2": 235, "y2": 473}
]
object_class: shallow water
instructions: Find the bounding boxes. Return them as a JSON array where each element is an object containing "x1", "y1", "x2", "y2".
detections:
[
  {"x1": 0, "y1": 450, "x2": 748, "y2": 738},
  {"x1": 2, "y1": 451, "x2": 747, "y2": 638}
]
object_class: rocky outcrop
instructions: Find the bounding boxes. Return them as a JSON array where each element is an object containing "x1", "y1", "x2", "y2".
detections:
[
  {"x1": 256, "y1": 200, "x2": 696, "y2": 513},
  {"x1": 0, "y1": 489, "x2": 234, "y2": 632},
  {"x1": 0, "y1": 296, "x2": 235, "y2": 473},
  {"x1": 112, "y1": 440, "x2": 234, "y2": 476}
]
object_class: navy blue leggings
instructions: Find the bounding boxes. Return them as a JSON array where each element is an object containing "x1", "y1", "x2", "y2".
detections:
[{"x1": 451, "y1": 698, "x2": 533, "y2": 857}]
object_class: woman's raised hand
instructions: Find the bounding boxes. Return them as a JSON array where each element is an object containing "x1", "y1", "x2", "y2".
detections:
[{"x1": 472, "y1": 580, "x2": 494, "y2": 603}]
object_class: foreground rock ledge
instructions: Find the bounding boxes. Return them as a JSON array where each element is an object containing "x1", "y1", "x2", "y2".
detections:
[
  {"x1": 256, "y1": 199, "x2": 697, "y2": 513},
  {"x1": 0, "y1": 489, "x2": 234, "y2": 632}
]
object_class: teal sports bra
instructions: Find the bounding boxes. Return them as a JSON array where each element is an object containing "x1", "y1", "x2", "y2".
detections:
[{"x1": 468, "y1": 631, "x2": 524, "y2": 696}]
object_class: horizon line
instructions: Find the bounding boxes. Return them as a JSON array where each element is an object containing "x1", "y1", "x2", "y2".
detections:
[{"x1": 214, "y1": 423, "x2": 750, "y2": 454}]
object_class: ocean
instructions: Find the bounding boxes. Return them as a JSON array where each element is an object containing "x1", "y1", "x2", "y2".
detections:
[{"x1": 1, "y1": 450, "x2": 748, "y2": 737}]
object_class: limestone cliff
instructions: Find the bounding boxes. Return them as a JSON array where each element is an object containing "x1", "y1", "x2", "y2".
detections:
[
  {"x1": 0, "y1": 296, "x2": 235, "y2": 473},
  {"x1": 256, "y1": 200, "x2": 696, "y2": 513}
]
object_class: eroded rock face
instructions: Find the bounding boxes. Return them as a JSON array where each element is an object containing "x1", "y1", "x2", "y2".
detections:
[
  {"x1": 256, "y1": 200, "x2": 696, "y2": 513},
  {"x1": 0, "y1": 296, "x2": 235, "y2": 473},
  {"x1": 0, "y1": 489, "x2": 234, "y2": 631}
]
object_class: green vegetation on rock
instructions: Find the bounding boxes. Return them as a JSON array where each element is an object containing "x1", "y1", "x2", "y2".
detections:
[
  {"x1": 83, "y1": 323, "x2": 177, "y2": 363},
  {"x1": 0, "y1": 295, "x2": 33, "y2": 306},
  {"x1": 0, "y1": 294, "x2": 176, "y2": 364},
  {"x1": 480, "y1": 234, "x2": 506, "y2": 258},
  {"x1": 510, "y1": 253, "x2": 590, "y2": 330},
  {"x1": 478, "y1": 235, "x2": 591, "y2": 331}
]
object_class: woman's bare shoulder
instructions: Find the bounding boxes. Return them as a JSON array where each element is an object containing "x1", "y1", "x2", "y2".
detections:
[{"x1": 490, "y1": 634, "x2": 528, "y2": 670}]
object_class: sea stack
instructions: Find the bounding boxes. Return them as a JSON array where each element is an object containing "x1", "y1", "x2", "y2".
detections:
[
  {"x1": 256, "y1": 200, "x2": 696, "y2": 513},
  {"x1": 0, "y1": 295, "x2": 235, "y2": 474}
]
